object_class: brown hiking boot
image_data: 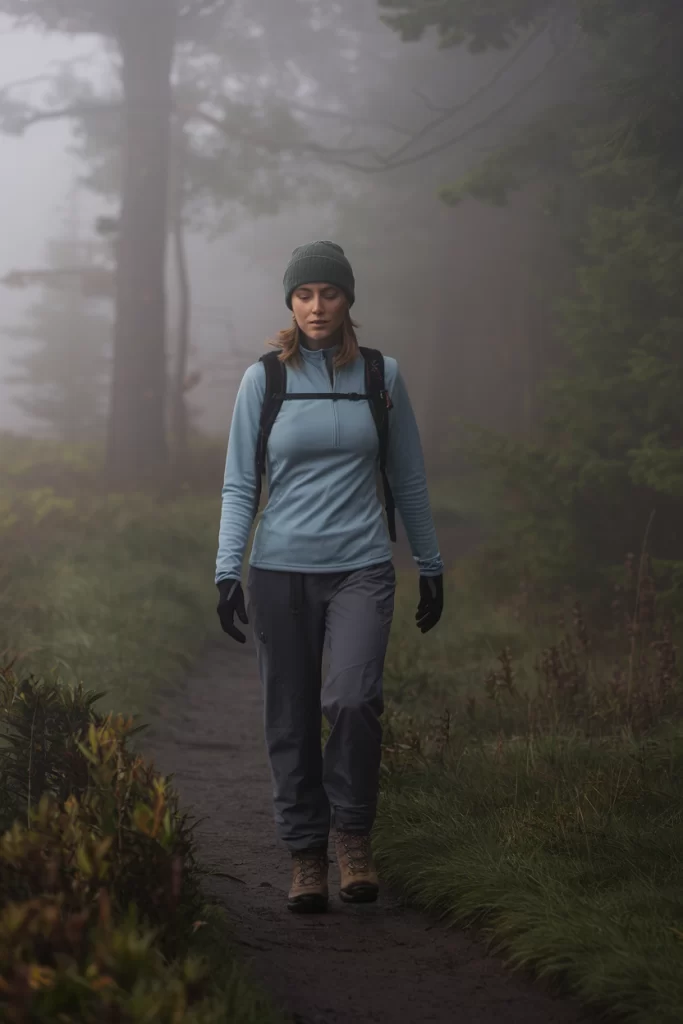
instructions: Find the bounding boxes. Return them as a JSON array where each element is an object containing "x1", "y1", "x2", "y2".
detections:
[
  {"x1": 288, "y1": 848, "x2": 329, "y2": 914},
  {"x1": 335, "y1": 830, "x2": 379, "y2": 904}
]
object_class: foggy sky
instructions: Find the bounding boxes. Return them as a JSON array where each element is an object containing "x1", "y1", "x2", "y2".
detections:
[
  {"x1": 0, "y1": 18, "x2": 82, "y2": 430},
  {"x1": 0, "y1": 8, "x2": 579, "y2": 442}
]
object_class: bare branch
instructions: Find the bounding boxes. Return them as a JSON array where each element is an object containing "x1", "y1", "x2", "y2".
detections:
[
  {"x1": 187, "y1": 105, "x2": 385, "y2": 165},
  {"x1": 177, "y1": 0, "x2": 229, "y2": 19},
  {"x1": 0, "y1": 100, "x2": 121, "y2": 135},
  {"x1": 1, "y1": 266, "x2": 114, "y2": 298},
  {"x1": 191, "y1": 36, "x2": 568, "y2": 176},
  {"x1": 287, "y1": 100, "x2": 411, "y2": 138},
  {"x1": 367, "y1": 46, "x2": 567, "y2": 173},
  {"x1": 394, "y1": 24, "x2": 546, "y2": 163},
  {"x1": 412, "y1": 89, "x2": 446, "y2": 114},
  {"x1": 0, "y1": 19, "x2": 575, "y2": 181},
  {"x1": 0, "y1": 75, "x2": 55, "y2": 95},
  {"x1": 0, "y1": 48, "x2": 103, "y2": 97},
  {"x1": 243, "y1": 25, "x2": 549, "y2": 161},
  {"x1": 418, "y1": 23, "x2": 545, "y2": 115}
]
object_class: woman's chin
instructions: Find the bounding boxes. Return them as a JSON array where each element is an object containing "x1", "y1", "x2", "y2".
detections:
[{"x1": 308, "y1": 330, "x2": 336, "y2": 343}]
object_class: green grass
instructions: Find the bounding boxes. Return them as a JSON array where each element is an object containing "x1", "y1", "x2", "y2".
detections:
[
  {"x1": 0, "y1": 483, "x2": 220, "y2": 718},
  {"x1": 385, "y1": 566, "x2": 557, "y2": 710},
  {"x1": 375, "y1": 730, "x2": 683, "y2": 1023},
  {"x1": 0, "y1": 434, "x2": 282, "y2": 1021},
  {"x1": 6, "y1": 432, "x2": 682, "y2": 1021},
  {"x1": 377, "y1": 565, "x2": 683, "y2": 1023}
]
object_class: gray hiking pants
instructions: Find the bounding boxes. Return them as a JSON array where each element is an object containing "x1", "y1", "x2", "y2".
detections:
[{"x1": 247, "y1": 561, "x2": 396, "y2": 852}]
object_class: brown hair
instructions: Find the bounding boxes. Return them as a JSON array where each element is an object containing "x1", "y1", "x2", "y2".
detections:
[{"x1": 268, "y1": 310, "x2": 360, "y2": 368}]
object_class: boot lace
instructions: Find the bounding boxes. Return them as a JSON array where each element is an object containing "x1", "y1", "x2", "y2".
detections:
[
  {"x1": 336, "y1": 831, "x2": 371, "y2": 875},
  {"x1": 293, "y1": 851, "x2": 327, "y2": 888}
]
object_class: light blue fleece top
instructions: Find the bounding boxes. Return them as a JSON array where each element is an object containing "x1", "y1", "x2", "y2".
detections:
[{"x1": 215, "y1": 343, "x2": 444, "y2": 582}]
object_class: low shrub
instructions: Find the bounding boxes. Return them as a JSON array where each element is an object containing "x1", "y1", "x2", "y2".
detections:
[{"x1": 0, "y1": 668, "x2": 279, "y2": 1023}]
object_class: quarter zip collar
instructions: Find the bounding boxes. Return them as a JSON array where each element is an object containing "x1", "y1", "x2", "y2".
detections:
[
  {"x1": 300, "y1": 339, "x2": 339, "y2": 386},
  {"x1": 299, "y1": 340, "x2": 340, "y2": 362}
]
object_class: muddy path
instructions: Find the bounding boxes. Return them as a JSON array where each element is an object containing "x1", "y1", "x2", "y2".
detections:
[{"x1": 143, "y1": 628, "x2": 594, "y2": 1024}]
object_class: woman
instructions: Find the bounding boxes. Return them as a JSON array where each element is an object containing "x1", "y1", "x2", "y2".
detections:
[{"x1": 215, "y1": 240, "x2": 444, "y2": 914}]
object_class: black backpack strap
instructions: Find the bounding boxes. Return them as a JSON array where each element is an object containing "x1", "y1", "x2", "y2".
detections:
[
  {"x1": 254, "y1": 352, "x2": 286, "y2": 520},
  {"x1": 359, "y1": 347, "x2": 397, "y2": 542}
]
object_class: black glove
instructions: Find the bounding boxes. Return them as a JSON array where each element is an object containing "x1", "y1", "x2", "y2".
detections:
[
  {"x1": 216, "y1": 579, "x2": 249, "y2": 644},
  {"x1": 416, "y1": 574, "x2": 443, "y2": 634}
]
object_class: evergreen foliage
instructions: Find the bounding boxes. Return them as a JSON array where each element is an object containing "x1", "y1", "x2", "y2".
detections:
[
  {"x1": 6, "y1": 228, "x2": 111, "y2": 444},
  {"x1": 383, "y1": 0, "x2": 683, "y2": 597}
]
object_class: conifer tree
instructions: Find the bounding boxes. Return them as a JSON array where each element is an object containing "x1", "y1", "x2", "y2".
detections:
[
  {"x1": 6, "y1": 192, "x2": 111, "y2": 443},
  {"x1": 381, "y1": 0, "x2": 683, "y2": 590}
]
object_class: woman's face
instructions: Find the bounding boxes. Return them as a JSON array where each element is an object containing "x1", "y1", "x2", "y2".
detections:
[{"x1": 291, "y1": 283, "x2": 348, "y2": 343}]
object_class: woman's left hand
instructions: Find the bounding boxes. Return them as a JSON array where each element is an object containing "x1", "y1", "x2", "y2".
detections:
[{"x1": 416, "y1": 574, "x2": 443, "y2": 634}]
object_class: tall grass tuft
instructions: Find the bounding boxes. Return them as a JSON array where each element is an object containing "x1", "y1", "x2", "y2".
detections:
[{"x1": 377, "y1": 550, "x2": 683, "y2": 1023}]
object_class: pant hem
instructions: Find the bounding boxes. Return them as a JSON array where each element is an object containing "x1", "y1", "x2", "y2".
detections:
[
  {"x1": 333, "y1": 822, "x2": 375, "y2": 836},
  {"x1": 283, "y1": 839, "x2": 329, "y2": 854}
]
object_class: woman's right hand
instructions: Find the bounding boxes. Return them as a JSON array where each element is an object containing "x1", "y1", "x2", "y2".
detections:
[{"x1": 216, "y1": 579, "x2": 249, "y2": 644}]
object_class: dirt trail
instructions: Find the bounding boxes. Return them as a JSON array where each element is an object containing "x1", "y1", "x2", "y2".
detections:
[{"x1": 144, "y1": 633, "x2": 594, "y2": 1024}]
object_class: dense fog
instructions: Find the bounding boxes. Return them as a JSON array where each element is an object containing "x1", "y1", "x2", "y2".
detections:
[{"x1": 0, "y1": 2, "x2": 580, "y2": 463}]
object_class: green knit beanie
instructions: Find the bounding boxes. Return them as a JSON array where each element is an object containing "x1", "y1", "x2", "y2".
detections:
[{"x1": 283, "y1": 240, "x2": 355, "y2": 309}]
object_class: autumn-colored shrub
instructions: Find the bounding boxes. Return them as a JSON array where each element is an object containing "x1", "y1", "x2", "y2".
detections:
[{"x1": 0, "y1": 670, "x2": 275, "y2": 1023}]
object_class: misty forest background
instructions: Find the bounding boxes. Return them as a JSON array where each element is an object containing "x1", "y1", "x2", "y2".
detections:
[{"x1": 0, "y1": 2, "x2": 682, "y2": 1022}]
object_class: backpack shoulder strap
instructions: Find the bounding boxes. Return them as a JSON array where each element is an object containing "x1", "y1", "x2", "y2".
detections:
[
  {"x1": 359, "y1": 347, "x2": 397, "y2": 542},
  {"x1": 254, "y1": 351, "x2": 286, "y2": 519}
]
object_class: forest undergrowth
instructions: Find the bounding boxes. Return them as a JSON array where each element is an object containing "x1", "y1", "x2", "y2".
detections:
[
  {"x1": 0, "y1": 433, "x2": 223, "y2": 718},
  {"x1": 4, "y1": 430, "x2": 682, "y2": 1021},
  {"x1": 0, "y1": 670, "x2": 282, "y2": 1022},
  {"x1": 0, "y1": 433, "x2": 280, "y2": 1021},
  {"x1": 378, "y1": 545, "x2": 683, "y2": 1024}
]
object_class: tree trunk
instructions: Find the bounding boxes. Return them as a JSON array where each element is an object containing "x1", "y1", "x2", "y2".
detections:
[
  {"x1": 170, "y1": 199, "x2": 191, "y2": 463},
  {"x1": 168, "y1": 120, "x2": 191, "y2": 468},
  {"x1": 105, "y1": 0, "x2": 177, "y2": 487}
]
